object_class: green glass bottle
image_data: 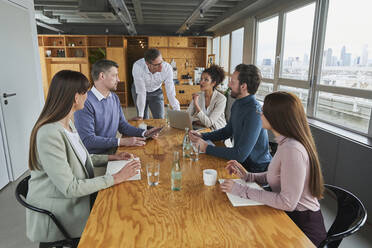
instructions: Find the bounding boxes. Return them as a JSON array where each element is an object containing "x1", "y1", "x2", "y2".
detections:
[{"x1": 171, "y1": 151, "x2": 182, "y2": 191}]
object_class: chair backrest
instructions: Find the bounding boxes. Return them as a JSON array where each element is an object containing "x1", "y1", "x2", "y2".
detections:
[
  {"x1": 318, "y1": 184, "x2": 367, "y2": 248},
  {"x1": 15, "y1": 175, "x2": 73, "y2": 241}
]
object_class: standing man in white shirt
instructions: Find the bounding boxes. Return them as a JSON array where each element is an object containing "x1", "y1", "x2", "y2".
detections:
[{"x1": 131, "y1": 48, "x2": 180, "y2": 120}]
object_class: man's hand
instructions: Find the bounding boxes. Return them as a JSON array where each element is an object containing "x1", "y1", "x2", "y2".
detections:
[
  {"x1": 119, "y1": 137, "x2": 146, "y2": 147},
  {"x1": 189, "y1": 130, "x2": 202, "y2": 140},
  {"x1": 129, "y1": 116, "x2": 143, "y2": 121},
  {"x1": 144, "y1": 127, "x2": 162, "y2": 140},
  {"x1": 108, "y1": 152, "x2": 135, "y2": 161}
]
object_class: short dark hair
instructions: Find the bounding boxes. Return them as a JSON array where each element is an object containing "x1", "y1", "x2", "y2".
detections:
[
  {"x1": 144, "y1": 48, "x2": 161, "y2": 63},
  {"x1": 203, "y1": 64, "x2": 225, "y2": 90},
  {"x1": 234, "y1": 64, "x2": 262, "y2": 95},
  {"x1": 91, "y1": 59, "x2": 118, "y2": 82}
]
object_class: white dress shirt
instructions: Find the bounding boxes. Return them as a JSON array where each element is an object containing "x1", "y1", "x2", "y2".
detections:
[{"x1": 132, "y1": 58, "x2": 180, "y2": 117}]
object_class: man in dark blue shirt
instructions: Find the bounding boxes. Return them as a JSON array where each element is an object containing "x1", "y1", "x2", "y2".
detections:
[{"x1": 190, "y1": 64, "x2": 272, "y2": 172}]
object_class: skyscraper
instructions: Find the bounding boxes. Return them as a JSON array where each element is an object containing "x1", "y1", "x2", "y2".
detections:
[
  {"x1": 326, "y1": 48, "x2": 332, "y2": 66},
  {"x1": 361, "y1": 44, "x2": 368, "y2": 66}
]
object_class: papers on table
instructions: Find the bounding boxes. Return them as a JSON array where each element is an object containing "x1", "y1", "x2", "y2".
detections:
[
  {"x1": 219, "y1": 179, "x2": 264, "y2": 207},
  {"x1": 106, "y1": 158, "x2": 141, "y2": 181}
]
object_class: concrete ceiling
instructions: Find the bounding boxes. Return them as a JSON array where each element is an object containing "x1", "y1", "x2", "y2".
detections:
[{"x1": 34, "y1": 0, "x2": 264, "y2": 35}]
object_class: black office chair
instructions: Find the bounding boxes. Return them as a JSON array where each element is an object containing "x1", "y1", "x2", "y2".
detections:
[
  {"x1": 318, "y1": 184, "x2": 367, "y2": 248},
  {"x1": 269, "y1": 141, "x2": 278, "y2": 156},
  {"x1": 15, "y1": 175, "x2": 79, "y2": 248}
]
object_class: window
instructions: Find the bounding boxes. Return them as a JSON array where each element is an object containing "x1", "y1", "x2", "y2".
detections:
[
  {"x1": 256, "y1": 16, "x2": 278, "y2": 79},
  {"x1": 230, "y1": 28, "x2": 244, "y2": 73},
  {"x1": 212, "y1": 37, "x2": 220, "y2": 65},
  {"x1": 279, "y1": 85, "x2": 308, "y2": 111},
  {"x1": 320, "y1": 0, "x2": 372, "y2": 90},
  {"x1": 220, "y1": 34, "x2": 230, "y2": 73},
  {"x1": 280, "y1": 3, "x2": 315, "y2": 80},
  {"x1": 315, "y1": 0, "x2": 372, "y2": 134},
  {"x1": 256, "y1": 82, "x2": 274, "y2": 101},
  {"x1": 315, "y1": 92, "x2": 372, "y2": 133}
]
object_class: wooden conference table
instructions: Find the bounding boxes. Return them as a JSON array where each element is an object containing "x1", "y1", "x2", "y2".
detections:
[{"x1": 78, "y1": 119, "x2": 314, "y2": 247}]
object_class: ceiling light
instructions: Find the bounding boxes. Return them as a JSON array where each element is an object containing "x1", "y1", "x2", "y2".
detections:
[
  {"x1": 200, "y1": 9, "x2": 204, "y2": 18},
  {"x1": 186, "y1": 23, "x2": 190, "y2": 30},
  {"x1": 105, "y1": 28, "x2": 109, "y2": 33}
]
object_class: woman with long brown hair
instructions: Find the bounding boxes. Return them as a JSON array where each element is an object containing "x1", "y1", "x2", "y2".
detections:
[
  {"x1": 27, "y1": 70, "x2": 140, "y2": 245},
  {"x1": 220, "y1": 91, "x2": 327, "y2": 246}
]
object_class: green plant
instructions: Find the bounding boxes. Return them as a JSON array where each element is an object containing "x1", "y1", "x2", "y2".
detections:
[{"x1": 88, "y1": 48, "x2": 106, "y2": 64}]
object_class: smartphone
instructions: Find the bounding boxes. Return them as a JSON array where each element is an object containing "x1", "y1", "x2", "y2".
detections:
[{"x1": 144, "y1": 126, "x2": 164, "y2": 140}]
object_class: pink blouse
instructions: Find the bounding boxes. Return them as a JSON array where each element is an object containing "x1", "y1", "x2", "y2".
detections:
[{"x1": 231, "y1": 136, "x2": 320, "y2": 212}]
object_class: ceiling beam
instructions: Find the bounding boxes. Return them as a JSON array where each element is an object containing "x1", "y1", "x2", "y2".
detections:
[
  {"x1": 108, "y1": 0, "x2": 137, "y2": 35},
  {"x1": 176, "y1": 0, "x2": 219, "y2": 34},
  {"x1": 132, "y1": 0, "x2": 144, "y2": 25},
  {"x1": 205, "y1": 0, "x2": 258, "y2": 31},
  {"x1": 36, "y1": 20, "x2": 65, "y2": 33}
]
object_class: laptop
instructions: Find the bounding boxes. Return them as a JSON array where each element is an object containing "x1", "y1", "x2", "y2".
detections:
[{"x1": 167, "y1": 110, "x2": 206, "y2": 130}]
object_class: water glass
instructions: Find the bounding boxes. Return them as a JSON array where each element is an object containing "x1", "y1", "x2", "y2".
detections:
[
  {"x1": 146, "y1": 162, "x2": 160, "y2": 186},
  {"x1": 191, "y1": 143, "x2": 200, "y2": 161}
]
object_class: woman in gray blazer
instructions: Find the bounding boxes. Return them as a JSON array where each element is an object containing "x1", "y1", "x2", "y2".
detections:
[
  {"x1": 27, "y1": 70, "x2": 141, "y2": 244},
  {"x1": 187, "y1": 65, "x2": 227, "y2": 130}
]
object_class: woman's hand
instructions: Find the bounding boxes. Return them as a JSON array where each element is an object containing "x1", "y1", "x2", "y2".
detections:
[
  {"x1": 192, "y1": 93, "x2": 201, "y2": 112},
  {"x1": 108, "y1": 152, "x2": 135, "y2": 161},
  {"x1": 220, "y1": 179, "x2": 235, "y2": 193},
  {"x1": 112, "y1": 160, "x2": 141, "y2": 184},
  {"x1": 225, "y1": 160, "x2": 247, "y2": 179}
]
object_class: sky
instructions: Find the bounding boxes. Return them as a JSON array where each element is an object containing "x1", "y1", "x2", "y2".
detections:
[{"x1": 256, "y1": 0, "x2": 372, "y2": 62}]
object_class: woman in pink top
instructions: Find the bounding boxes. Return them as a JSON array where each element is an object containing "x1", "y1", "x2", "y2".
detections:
[{"x1": 220, "y1": 91, "x2": 327, "y2": 246}]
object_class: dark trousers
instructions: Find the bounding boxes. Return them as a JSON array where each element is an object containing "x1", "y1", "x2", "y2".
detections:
[
  {"x1": 286, "y1": 209, "x2": 327, "y2": 247},
  {"x1": 131, "y1": 84, "x2": 165, "y2": 119}
]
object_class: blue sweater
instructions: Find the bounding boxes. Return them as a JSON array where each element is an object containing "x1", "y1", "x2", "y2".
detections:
[
  {"x1": 74, "y1": 91, "x2": 144, "y2": 154},
  {"x1": 202, "y1": 95, "x2": 272, "y2": 171}
]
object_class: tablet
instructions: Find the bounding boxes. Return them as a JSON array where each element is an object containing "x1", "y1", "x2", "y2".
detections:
[{"x1": 144, "y1": 126, "x2": 163, "y2": 140}]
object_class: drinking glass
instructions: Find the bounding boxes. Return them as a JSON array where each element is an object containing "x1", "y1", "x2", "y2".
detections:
[
  {"x1": 146, "y1": 162, "x2": 160, "y2": 186},
  {"x1": 191, "y1": 143, "x2": 200, "y2": 161}
]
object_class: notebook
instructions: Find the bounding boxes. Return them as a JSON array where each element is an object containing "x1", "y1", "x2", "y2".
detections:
[
  {"x1": 219, "y1": 179, "x2": 264, "y2": 207},
  {"x1": 106, "y1": 158, "x2": 141, "y2": 181}
]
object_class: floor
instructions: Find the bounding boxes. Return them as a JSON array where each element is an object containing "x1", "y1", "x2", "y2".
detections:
[{"x1": 1, "y1": 107, "x2": 372, "y2": 248}]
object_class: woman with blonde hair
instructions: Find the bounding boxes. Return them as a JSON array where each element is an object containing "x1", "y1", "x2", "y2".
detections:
[
  {"x1": 27, "y1": 70, "x2": 140, "y2": 245},
  {"x1": 221, "y1": 91, "x2": 327, "y2": 246}
]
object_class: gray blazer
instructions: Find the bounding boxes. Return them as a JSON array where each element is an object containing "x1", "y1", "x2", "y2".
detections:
[
  {"x1": 187, "y1": 90, "x2": 227, "y2": 130},
  {"x1": 26, "y1": 121, "x2": 114, "y2": 242}
]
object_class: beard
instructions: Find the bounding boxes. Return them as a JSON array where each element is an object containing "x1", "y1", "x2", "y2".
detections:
[
  {"x1": 110, "y1": 82, "x2": 118, "y2": 91},
  {"x1": 230, "y1": 87, "x2": 241, "y2": 99}
]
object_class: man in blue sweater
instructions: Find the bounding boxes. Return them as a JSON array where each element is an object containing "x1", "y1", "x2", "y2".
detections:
[
  {"x1": 189, "y1": 64, "x2": 272, "y2": 172},
  {"x1": 74, "y1": 60, "x2": 158, "y2": 154}
]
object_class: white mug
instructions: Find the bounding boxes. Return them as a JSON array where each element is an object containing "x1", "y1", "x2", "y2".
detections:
[{"x1": 203, "y1": 169, "x2": 217, "y2": 186}]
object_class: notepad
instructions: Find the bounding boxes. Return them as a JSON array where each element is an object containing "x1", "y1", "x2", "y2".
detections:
[
  {"x1": 106, "y1": 158, "x2": 141, "y2": 181},
  {"x1": 219, "y1": 179, "x2": 264, "y2": 207}
]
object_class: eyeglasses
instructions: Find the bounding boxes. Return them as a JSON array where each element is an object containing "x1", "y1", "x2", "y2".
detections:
[{"x1": 150, "y1": 61, "x2": 163, "y2": 67}]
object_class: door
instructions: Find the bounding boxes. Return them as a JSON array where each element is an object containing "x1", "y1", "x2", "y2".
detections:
[
  {"x1": 0, "y1": 119, "x2": 10, "y2": 189},
  {"x1": 0, "y1": 0, "x2": 44, "y2": 180}
]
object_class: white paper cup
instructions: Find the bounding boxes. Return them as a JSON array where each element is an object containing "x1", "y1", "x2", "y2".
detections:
[{"x1": 203, "y1": 169, "x2": 217, "y2": 186}]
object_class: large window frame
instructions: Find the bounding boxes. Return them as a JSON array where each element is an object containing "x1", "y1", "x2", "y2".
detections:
[
  {"x1": 254, "y1": 0, "x2": 372, "y2": 138},
  {"x1": 212, "y1": 27, "x2": 245, "y2": 90}
]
